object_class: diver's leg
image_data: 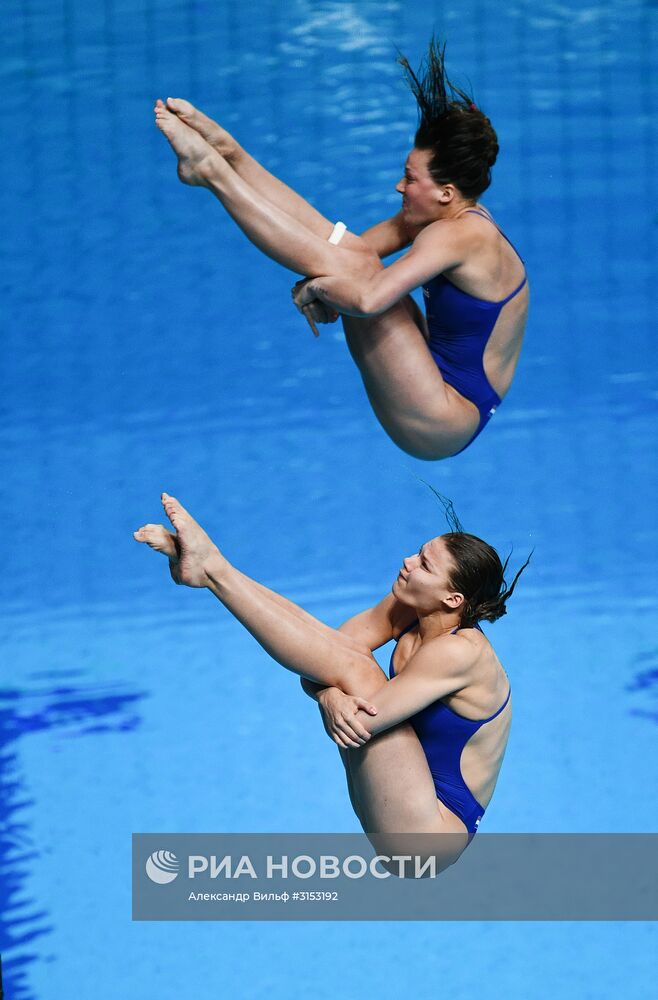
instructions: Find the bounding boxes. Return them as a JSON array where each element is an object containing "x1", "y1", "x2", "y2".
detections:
[
  {"x1": 155, "y1": 102, "x2": 378, "y2": 279},
  {"x1": 135, "y1": 519, "x2": 372, "y2": 660},
  {"x1": 301, "y1": 679, "x2": 467, "y2": 859},
  {"x1": 134, "y1": 495, "x2": 387, "y2": 693},
  {"x1": 345, "y1": 724, "x2": 470, "y2": 879},
  {"x1": 297, "y1": 679, "x2": 366, "y2": 823},
  {"x1": 163, "y1": 99, "x2": 336, "y2": 238},
  {"x1": 341, "y1": 299, "x2": 480, "y2": 460},
  {"x1": 336, "y1": 747, "x2": 366, "y2": 826}
]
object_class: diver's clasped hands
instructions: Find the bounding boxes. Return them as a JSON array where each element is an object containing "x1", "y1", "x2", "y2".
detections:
[
  {"x1": 292, "y1": 278, "x2": 339, "y2": 337},
  {"x1": 317, "y1": 687, "x2": 378, "y2": 749}
]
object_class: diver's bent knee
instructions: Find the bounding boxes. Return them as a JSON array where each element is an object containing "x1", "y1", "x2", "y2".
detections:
[
  {"x1": 340, "y1": 653, "x2": 387, "y2": 695},
  {"x1": 339, "y1": 234, "x2": 382, "y2": 273}
]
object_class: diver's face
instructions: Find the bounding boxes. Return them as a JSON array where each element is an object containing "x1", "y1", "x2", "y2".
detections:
[
  {"x1": 395, "y1": 148, "x2": 446, "y2": 225},
  {"x1": 392, "y1": 536, "x2": 463, "y2": 616}
]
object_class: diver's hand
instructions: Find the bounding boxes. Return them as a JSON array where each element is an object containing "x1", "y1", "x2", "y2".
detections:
[
  {"x1": 292, "y1": 279, "x2": 339, "y2": 337},
  {"x1": 292, "y1": 277, "x2": 318, "y2": 309},
  {"x1": 317, "y1": 688, "x2": 377, "y2": 748}
]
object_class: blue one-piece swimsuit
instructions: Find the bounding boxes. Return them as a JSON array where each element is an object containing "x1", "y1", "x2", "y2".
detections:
[
  {"x1": 389, "y1": 623, "x2": 511, "y2": 834},
  {"x1": 423, "y1": 208, "x2": 527, "y2": 453}
]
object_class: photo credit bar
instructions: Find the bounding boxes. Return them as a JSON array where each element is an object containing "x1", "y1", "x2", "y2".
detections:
[{"x1": 132, "y1": 832, "x2": 658, "y2": 921}]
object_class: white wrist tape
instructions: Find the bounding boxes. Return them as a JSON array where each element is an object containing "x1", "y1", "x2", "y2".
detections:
[{"x1": 328, "y1": 221, "x2": 347, "y2": 245}]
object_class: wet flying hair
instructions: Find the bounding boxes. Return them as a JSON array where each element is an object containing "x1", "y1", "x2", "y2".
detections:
[
  {"x1": 421, "y1": 481, "x2": 465, "y2": 533},
  {"x1": 398, "y1": 37, "x2": 499, "y2": 199},
  {"x1": 423, "y1": 483, "x2": 531, "y2": 627}
]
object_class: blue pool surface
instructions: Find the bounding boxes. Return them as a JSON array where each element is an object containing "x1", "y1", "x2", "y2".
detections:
[{"x1": 1, "y1": 0, "x2": 657, "y2": 997}]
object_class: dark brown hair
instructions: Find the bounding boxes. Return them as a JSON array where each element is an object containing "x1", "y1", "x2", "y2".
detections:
[
  {"x1": 442, "y1": 532, "x2": 530, "y2": 628},
  {"x1": 398, "y1": 38, "x2": 499, "y2": 199}
]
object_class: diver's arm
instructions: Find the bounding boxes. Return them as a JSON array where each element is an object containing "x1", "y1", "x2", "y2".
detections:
[
  {"x1": 313, "y1": 635, "x2": 473, "y2": 748},
  {"x1": 355, "y1": 636, "x2": 472, "y2": 736},
  {"x1": 359, "y1": 211, "x2": 418, "y2": 258},
  {"x1": 294, "y1": 218, "x2": 466, "y2": 316},
  {"x1": 300, "y1": 678, "x2": 378, "y2": 748},
  {"x1": 339, "y1": 593, "x2": 417, "y2": 651}
]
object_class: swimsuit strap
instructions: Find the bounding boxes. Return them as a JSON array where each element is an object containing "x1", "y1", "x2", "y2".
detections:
[
  {"x1": 496, "y1": 274, "x2": 527, "y2": 307},
  {"x1": 394, "y1": 620, "x2": 418, "y2": 641},
  {"x1": 442, "y1": 682, "x2": 511, "y2": 725},
  {"x1": 465, "y1": 207, "x2": 494, "y2": 221},
  {"x1": 447, "y1": 622, "x2": 511, "y2": 721},
  {"x1": 476, "y1": 685, "x2": 512, "y2": 724}
]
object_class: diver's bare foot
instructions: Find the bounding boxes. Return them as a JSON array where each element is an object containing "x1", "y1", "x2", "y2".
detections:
[
  {"x1": 134, "y1": 496, "x2": 228, "y2": 588},
  {"x1": 133, "y1": 524, "x2": 179, "y2": 560},
  {"x1": 164, "y1": 98, "x2": 237, "y2": 160},
  {"x1": 154, "y1": 101, "x2": 219, "y2": 186}
]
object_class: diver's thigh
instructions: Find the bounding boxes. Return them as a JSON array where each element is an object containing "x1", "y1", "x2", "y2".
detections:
[
  {"x1": 347, "y1": 722, "x2": 442, "y2": 833},
  {"x1": 342, "y1": 306, "x2": 479, "y2": 459}
]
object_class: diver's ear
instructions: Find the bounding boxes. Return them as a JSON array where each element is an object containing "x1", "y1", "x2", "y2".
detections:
[
  {"x1": 444, "y1": 591, "x2": 465, "y2": 611},
  {"x1": 435, "y1": 183, "x2": 456, "y2": 205}
]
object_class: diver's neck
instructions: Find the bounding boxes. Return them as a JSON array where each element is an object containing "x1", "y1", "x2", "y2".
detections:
[
  {"x1": 417, "y1": 609, "x2": 461, "y2": 640},
  {"x1": 440, "y1": 198, "x2": 477, "y2": 221}
]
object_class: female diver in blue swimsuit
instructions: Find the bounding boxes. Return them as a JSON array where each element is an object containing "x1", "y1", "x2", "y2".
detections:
[
  {"x1": 135, "y1": 494, "x2": 529, "y2": 870},
  {"x1": 153, "y1": 40, "x2": 529, "y2": 460}
]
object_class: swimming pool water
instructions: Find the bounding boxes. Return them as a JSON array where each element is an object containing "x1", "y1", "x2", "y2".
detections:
[{"x1": 1, "y1": 0, "x2": 657, "y2": 997}]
